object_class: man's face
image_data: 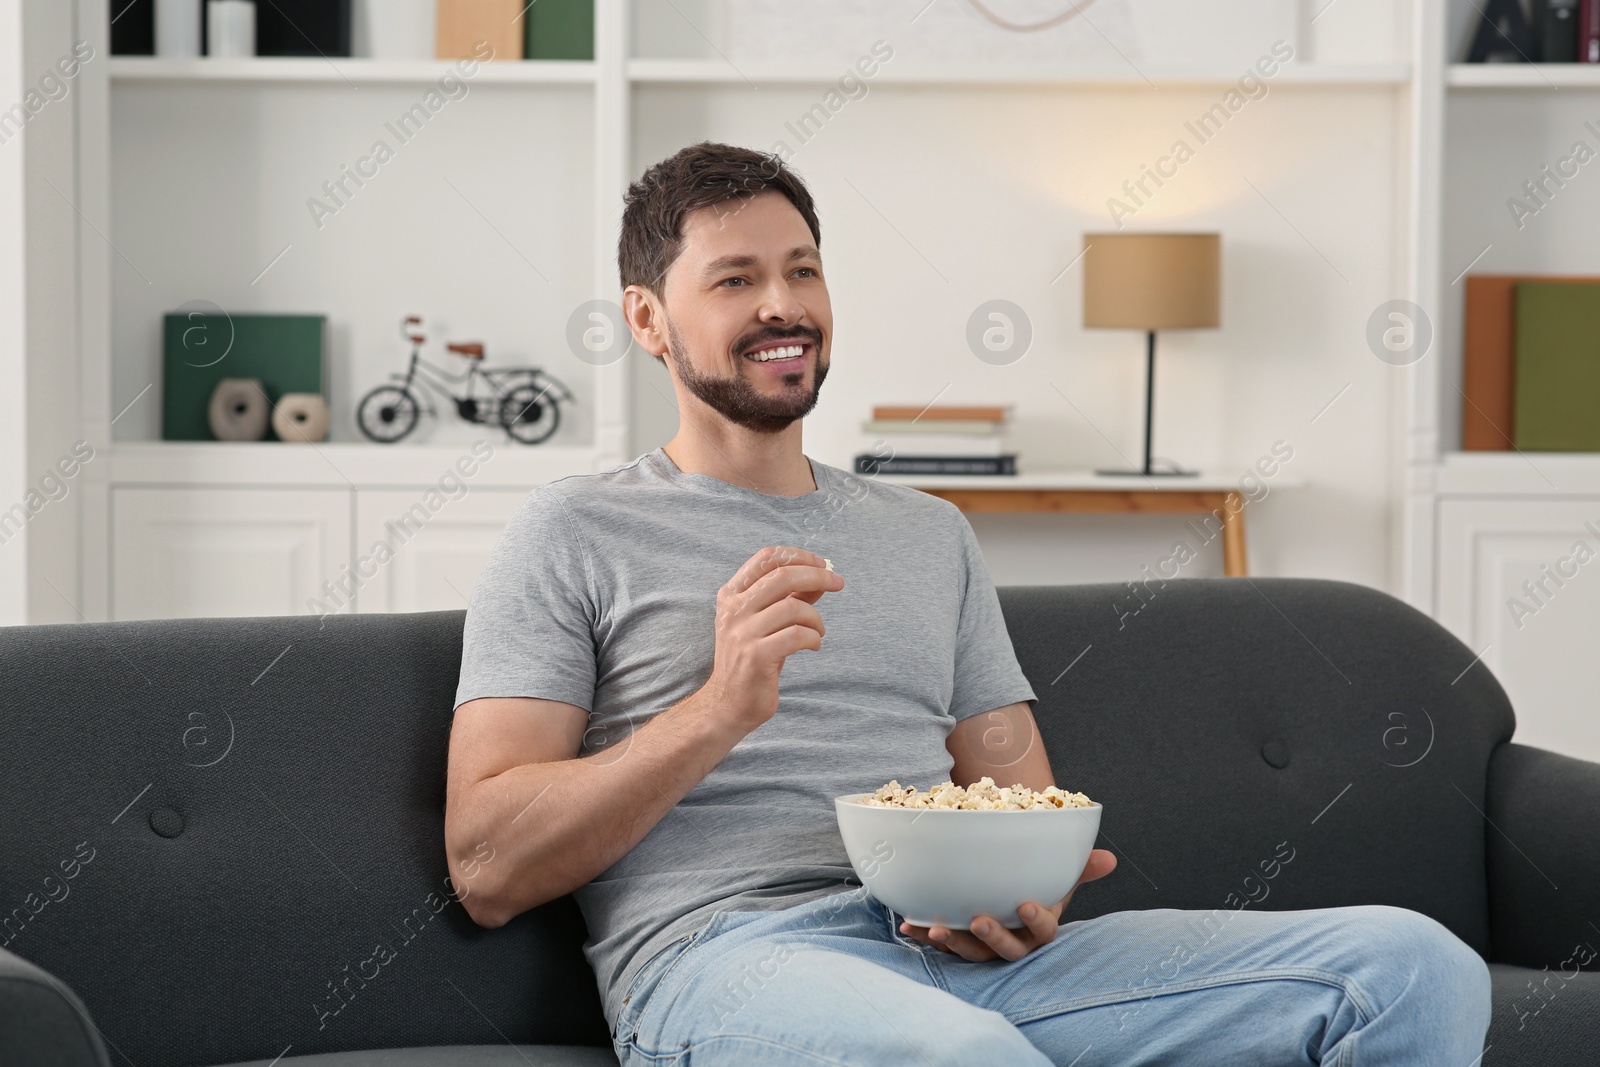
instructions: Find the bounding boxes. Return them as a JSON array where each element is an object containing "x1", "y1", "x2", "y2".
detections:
[{"x1": 652, "y1": 190, "x2": 832, "y2": 435}]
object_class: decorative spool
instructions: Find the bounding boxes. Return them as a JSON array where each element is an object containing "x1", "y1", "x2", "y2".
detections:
[
  {"x1": 207, "y1": 378, "x2": 270, "y2": 441},
  {"x1": 271, "y1": 393, "x2": 331, "y2": 443}
]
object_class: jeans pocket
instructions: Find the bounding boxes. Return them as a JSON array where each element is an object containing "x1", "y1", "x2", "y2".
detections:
[{"x1": 617, "y1": 910, "x2": 740, "y2": 1045}]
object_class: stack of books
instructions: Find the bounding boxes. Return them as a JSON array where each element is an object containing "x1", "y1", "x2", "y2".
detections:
[{"x1": 854, "y1": 404, "x2": 1017, "y2": 476}]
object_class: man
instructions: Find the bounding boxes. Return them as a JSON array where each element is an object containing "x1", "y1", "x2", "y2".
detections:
[{"x1": 445, "y1": 142, "x2": 1491, "y2": 1065}]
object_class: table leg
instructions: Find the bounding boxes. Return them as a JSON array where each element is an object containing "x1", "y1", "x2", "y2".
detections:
[{"x1": 1220, "y1": 492, "x2": 1247, "y2": 577}]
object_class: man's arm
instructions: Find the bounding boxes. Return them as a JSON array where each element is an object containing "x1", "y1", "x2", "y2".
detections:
[
  {"x1": 444, "y1": 545, "x2": 844, "y2": 928},
  {"x1": 946, "y1": 701, "x2": 1055, "y2": 793},
  {"x1": 444, "y1": 693, "x2": 743, "y2": 927}
]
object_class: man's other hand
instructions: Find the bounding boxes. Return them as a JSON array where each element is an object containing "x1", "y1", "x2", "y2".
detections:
[{"x1": 897, "y1": 848, "x2": 1117, "y2": 962}]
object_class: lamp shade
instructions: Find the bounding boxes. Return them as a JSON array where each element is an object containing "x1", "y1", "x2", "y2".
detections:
[{"x1": 1082, "y1": 233, "x2": 1220, "y2": 330}]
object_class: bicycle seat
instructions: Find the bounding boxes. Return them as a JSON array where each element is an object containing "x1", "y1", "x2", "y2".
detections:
[{"x1": 447, "y1": 342, "x2": 485, "y2": 360}]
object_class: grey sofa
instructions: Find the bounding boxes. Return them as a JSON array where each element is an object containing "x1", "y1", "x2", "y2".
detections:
[{"x1": 2, "y1": 578, "x2": 1596, "y2": 1066}]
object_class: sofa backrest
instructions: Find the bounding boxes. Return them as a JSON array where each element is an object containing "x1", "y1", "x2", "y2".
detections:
[
  {"x1": 0, "y1": 607, "x2": 607, "y2": 1067},
  {"x1": 1000, "y1": 577, "x2": 1514, "y2": 955},
  {"x1": 0, "y1": 578, "x2": 1514, "y2": 1066}
]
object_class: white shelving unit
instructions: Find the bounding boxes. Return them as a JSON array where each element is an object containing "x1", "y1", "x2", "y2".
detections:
[
  {"x1": 72, "y1": 0, "x2": 634, "y2": 621},
  {"x1": 1401, "y1": 4, "x2": 1600, "y2": 762},
  {"x1": 1445, "y1": 62, "x2": 1600, "y2": 88},
  {"x1": 107, "y1": 57, "x2": 599, "y2": 84}
]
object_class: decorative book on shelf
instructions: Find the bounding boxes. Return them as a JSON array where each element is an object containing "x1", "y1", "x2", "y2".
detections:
[
  {"x1": 1540, "y1": 0, "x2": 1583, "y2": 62},
  {"x1": 110, "y1": 0, "x2": 356, "y2": 56},
  {"x1": 162, "y1": 313, "x2": 326, "y2": 442},
  {"x1": 1513, "y1": 281, "x2": 1600, "y2": 451},
  {"x1": 437, "y1": 0, "x2": 524, "y2": 60},
  {"x1": 1461, "y1": 274, "x2": 1600, "y2": 450},
  {"x1": 525, "y1": 0, "x2": 593, "y2": 59},
  {"x1": 856, "y1": 404, "x2": 1016, "y2": 475},
  {"x1": 1466, "y1": 0, "x2": 1537, "y2": 62},
  {"x1": 204, "y1": 0, "x2": 353, "y2": 56}
]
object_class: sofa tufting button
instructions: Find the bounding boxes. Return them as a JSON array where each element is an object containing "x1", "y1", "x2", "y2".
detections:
[
  {"x1": 149, "y1": 806, "x2": 185, "y2": 838},
  {"x1": 1260, "y1": 740, "x2": 1291, "y2": 769}
]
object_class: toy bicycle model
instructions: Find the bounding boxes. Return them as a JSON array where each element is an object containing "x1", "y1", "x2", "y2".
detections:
[{"x1": 356, "y1": 316, "x2": 574, "y2": 445}]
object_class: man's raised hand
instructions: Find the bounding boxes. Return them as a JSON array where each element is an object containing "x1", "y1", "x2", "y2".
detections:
[{"x1": 696, "y1": 546, "x2": 843, "y2": 736}]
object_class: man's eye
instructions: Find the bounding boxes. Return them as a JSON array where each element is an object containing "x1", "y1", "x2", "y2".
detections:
[
  {"x1": 795, "y1": 267, "x2": 817, "y2": 278},
  {"x1": 720, "y1": 277, "x2": 746, "y2": 287}
]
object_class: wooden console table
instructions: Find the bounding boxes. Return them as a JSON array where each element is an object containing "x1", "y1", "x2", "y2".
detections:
[{"x1": 882, "y1": 471, "x2": 1270, "y2": 577}]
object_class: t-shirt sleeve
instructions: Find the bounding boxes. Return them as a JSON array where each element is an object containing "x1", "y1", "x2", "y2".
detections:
[
  {"x1": 948, "y1": 509, "x2": 1038, "y2": 723},
  {"x1": 453, "y1": 485, "x2": 598, "y2": 713}
]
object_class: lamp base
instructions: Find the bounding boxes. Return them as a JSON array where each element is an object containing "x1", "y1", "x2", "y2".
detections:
[{"x1": 1094, "y1": 468, "x2": 1200, "y2": 478}]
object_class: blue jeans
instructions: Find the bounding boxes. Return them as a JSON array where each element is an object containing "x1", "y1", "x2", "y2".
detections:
[{"x1": 611, "y1": 887, "x2": 1491, "y2": 1066}]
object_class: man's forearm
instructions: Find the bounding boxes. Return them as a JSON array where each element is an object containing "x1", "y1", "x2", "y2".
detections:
[{"x1": 450, "y1": 691, "x2": 742, "y2": 926}]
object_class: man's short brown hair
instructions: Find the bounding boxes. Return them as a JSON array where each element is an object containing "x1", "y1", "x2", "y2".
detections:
[{"x1": 618, "y1": 141, "x2": 822, "y2": 302}]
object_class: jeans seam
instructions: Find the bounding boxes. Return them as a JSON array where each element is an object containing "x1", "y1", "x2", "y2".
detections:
[
  {"x1": 616, "y1": 1037, "x2": 690, "y2": 1066},
  {"x1": 617, "y1": 912, "x2": 734, "y2": 1041},
  {"x1": 615, "y1": 936, "x2": 688, "y2": 1038},
  {"x1": 684, "y1": 1032, "x2": 863, "y2": 1066},
  {"x1": 1004, "y1": 965, "x2": 1378, "y2": 1027},
  {"x1": 882, "y1": 902, "x2": 949, "y2": 992}
]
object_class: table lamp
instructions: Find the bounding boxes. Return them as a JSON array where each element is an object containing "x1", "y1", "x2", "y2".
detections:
[{"x1": 1082, "y1": 232, "x2": 1220, "y2": 476}]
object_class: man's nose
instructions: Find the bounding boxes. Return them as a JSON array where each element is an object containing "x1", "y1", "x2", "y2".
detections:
[{"x1": 756, "y1": 278, "x2": 806, "y2": 323}]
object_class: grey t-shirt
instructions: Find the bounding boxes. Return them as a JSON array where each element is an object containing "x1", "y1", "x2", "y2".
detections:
[{"x1": 453, "y1": 446, "x2": 1038, "y2": 1034}]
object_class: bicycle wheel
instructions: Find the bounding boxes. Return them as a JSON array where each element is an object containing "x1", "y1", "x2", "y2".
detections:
[
  {"x1": 357, "y1": 385, "x2": 421, "y2": 443},
  {"x1": 498, "y1": 383, "x2": 561, "y2": 444}
]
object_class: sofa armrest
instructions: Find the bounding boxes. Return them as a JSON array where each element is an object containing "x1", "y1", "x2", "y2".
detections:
[
  {"x1": 0, "y1": 945, "x2": 110, "y2": 1067},
  {"x1": 1486, "y1": 742, "x2": 1600, "y2": 971}
]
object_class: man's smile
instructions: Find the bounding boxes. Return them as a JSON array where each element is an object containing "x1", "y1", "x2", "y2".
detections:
[{"x1": 742, "y1": 339, "x2": 813, "y2": 366}]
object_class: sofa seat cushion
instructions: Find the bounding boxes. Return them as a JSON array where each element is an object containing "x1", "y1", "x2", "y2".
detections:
[
  {"x1": 207, "y1": 968, "x2": 1600, "y2": 1066},
  {"x1": 1488, "y1": 963, "x2": 1600, "y2": 1062},
  {"x1": 213, "y1": 1046, "x2": 618, "y2": 1067}
]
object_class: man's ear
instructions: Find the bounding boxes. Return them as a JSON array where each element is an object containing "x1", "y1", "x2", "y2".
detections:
[{"x1": 621, "y1": 285, "x2": 668, "y2": 360}]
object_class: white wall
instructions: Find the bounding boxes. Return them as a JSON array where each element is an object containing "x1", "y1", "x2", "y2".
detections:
[
  {"x1": 20, "y1": 0, "x2": 84, "y2": 624},
  {"x1": 0, "y1": 0, "x2": 27, "y2": 624},
  {"x1": 630, "y1": 79, "x2": 1407, "y2": 588}
]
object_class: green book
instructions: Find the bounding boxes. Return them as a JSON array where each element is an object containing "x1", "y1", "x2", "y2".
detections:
[
  {"x1": 162, "y1": 313, "x2": 326, "y2": 441},
  {"x1": 1513, "y1": 282, "x2": 1600, "y2": 452},
  {"x1": 524, "y1": 0, "x2": 593, "y2": 60}
]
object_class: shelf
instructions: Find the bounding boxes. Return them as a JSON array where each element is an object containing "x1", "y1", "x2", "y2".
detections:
[
  {"x1": 1437, "y1": 451, "x2": 1600, "y2": 496},
  {"x1": 628, "y1": 59, "x2": 1412, "y2": 87},
  {"x1": 107, "y1": 56, "x2": 1411, "y2": 89},
  {"x1": 107, "y1": 57, "x2": 597, "y2": 85},
  {"x1": 106, "y1": 441, "x2": 600, "y2": 489},
  {"x1": 1446, "y1": 63, "x2": 1600, "y2": 89}
]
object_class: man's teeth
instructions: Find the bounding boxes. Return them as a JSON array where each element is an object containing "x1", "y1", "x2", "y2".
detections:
[{"x1": 745, "y1": 344, "x2": 805, "y2": 362}]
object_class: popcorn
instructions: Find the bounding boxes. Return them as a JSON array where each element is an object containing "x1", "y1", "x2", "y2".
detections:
[{"x1": 860, "y1": 776, "x2": 1093, "y2": 811}]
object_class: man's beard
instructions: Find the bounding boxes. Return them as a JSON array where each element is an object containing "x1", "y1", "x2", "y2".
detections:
[{"x1": 665, "y1": 317, "x2": 828, "y2": 435}]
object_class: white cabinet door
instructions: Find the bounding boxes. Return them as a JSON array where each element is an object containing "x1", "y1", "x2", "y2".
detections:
[
  {"x1": 1437, "y1": 498, "x2": 1600, "y2": 763},
  {"x1": 112, "y1": 487, "x2": 353, "y2": 621},
  {"x1": 351, "y1": 488, "x2": 528, "y2": 613}
]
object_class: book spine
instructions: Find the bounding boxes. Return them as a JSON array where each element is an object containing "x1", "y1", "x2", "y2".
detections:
[
  {"x1": 861, "y1": 419, "x2": 1002, "y2": 435},
  {"x1": 875, "y1": 434, "x2": 1004, "y2": 456},
  {"x1": 854, "y1": 455, "x2": 1017, "y2": 476},
  {"x1": 1543, "y1": 0, "x2": 1581, "y2": 61},
  {"x1": 871, "y1": 405, "x2": 1012, "y2": 423}
]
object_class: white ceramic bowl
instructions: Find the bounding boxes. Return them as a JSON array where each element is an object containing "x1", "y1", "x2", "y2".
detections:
[{"x1": 834, "y1": 793, "x2": 1103, "y2": 930}]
